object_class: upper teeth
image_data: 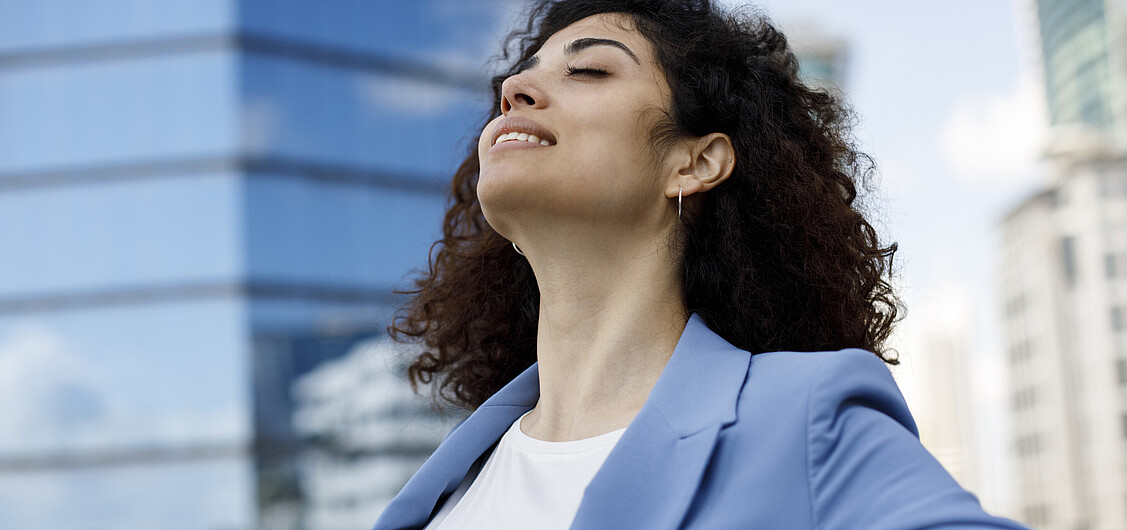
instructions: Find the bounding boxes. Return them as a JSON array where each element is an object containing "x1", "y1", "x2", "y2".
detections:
[{"x1": 497, "y1": 131, "x2": 551, "y2": 146}]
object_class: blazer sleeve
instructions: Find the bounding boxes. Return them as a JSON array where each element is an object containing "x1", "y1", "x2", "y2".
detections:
[{"x1": 805, "y1": 348, "x2": 1031, "y2": 530}]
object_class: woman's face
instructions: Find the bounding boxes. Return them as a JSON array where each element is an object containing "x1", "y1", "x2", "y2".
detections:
[{"x1": 476, "y1": 13, "x2": 676, "y2": 240}]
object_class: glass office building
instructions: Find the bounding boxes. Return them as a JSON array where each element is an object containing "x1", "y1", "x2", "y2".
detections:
[
  {"x1": 1034, "y1": 0, "x2": 1119, "y2": 131},
  {"x1": 0, "y1": 1, "x2": 513, "y2": 528}
]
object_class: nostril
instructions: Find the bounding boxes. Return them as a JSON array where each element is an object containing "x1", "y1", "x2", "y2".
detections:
[{"x1": 516, "y1": 93, "x2": 535, "y2": 106}]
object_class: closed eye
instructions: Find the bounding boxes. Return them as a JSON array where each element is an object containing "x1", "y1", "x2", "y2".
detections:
[{"x1": 565, "y1": 65, "x2": 609, "y2": 77}]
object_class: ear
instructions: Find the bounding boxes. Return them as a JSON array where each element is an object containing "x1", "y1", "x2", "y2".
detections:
[{"x1": 665, "y1": 133, "x2": 735, "y2": 199}]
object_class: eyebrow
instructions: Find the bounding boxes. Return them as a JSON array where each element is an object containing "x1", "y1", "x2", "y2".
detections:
[{"x1": 564, "y1": 37, "x2": 641, "y2": 64}]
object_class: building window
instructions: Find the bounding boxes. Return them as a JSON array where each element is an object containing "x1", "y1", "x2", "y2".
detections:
[
  {"x1": 1109, "y1": 254, "x2": 1119, "y2": 279},
  {"x1": 1004, "y1": 292, "x2": 1028, "y2": 317},
  {"x1": 1013, "y1": 386, "x2": 1038, "y2": 410},
  {"x1": 1015, "y1": 432, "x2": 1042, "y2": 456},
  {"x1": 1060, "y1": 236, "x2": 1077, "y2": 287},
  {"x1": 1008, "y1": 340, "x2": 1034, "y2": 364},
  {"x1": 1114, "y1": 307, "x2": 1124, "y2": 332},
  {"x1": 1118, "y1": 358, "x2": 1127, "y2": 386},
  {"x1": 1021, "y1": 340, "x2": 1033, "y2": 362}
]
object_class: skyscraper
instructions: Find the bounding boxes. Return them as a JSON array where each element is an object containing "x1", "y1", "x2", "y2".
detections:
[
  {"x1": 999, "y1": 1, "x2": 1127, "y2": 528},
  {"x1": 0, "y1": 2, "x2": 507, "y2": 528}
]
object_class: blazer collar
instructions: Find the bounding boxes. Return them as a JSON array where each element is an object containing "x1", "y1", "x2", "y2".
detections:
[
  {"x1": 478, "y1": 312, "x2": 748, "y2": 434},
  {"x1": 374, "y1": 312, "x2": 752, "y2": 529}
]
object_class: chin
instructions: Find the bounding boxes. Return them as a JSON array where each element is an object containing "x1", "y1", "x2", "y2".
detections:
[{"x1": 479, "y1": 165, "x2": 610, "y2": 226}]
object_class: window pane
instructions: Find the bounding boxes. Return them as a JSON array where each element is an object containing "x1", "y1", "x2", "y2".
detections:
[
  {"x1": 0, "y1": 0, "x2": 232, "y2": 53},
  {"x1": 0, "y1": 457, "x2": 253, "y2": 530},
  {"x1": 245, "y1": 175, "x2": 446, "y2": 290},
  {"x1": 0, "y1": 51, "x2": 237, "y2": 175},
  {"x1": 241, "y1": 55, "x2": 487, "y2": 180},
  {"x1": 0, "y1": 298, "x2": 250, "y2": 455},
  {"x1": 0, "y1": 174, "x2": 240, "y2": 299},
  {"x1": 238, "y1": 1, "x2": 507, "y2": 70},
  {"x1": 247, "y1": 299, "x2": 454, "y2": 526}
]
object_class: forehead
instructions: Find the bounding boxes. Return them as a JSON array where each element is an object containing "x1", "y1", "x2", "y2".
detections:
[{"x1": 541, "y1": 12, "x2": 651, "y2": 57}]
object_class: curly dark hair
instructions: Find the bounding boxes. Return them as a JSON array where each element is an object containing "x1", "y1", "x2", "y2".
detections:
[{"x1": 388, "y1": 0, "x2": 902, "y2": 411}]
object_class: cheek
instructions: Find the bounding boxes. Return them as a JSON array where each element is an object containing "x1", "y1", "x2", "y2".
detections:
[
  {"x1": 477, "y1": 121, "x2": 496, "y2": 156},
  {"x1": 475, "y1": 125, "x2": 493, "y2": 154}
]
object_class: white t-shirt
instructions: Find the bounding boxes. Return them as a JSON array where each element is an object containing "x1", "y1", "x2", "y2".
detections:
[{"x1": 423, "y1": 410, "x2": 627, "y2": 529}]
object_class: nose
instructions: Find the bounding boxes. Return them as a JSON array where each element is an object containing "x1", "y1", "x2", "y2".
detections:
[{"x1": 500, "y1": 72, "x2": 547, "y2": 115}]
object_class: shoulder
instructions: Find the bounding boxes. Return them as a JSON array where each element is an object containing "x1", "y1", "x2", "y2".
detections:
[
  {"x1": 728, "y1": 350, "x2": 1024, "y2": 528},
  {"x1": 691, "y1": 348, "x2": 921, "y2": 526},
  {"x1": 722, "y1": 347, "x2": 923, "y2": 484},
  {"x1": 736, "y1": 347, "x2": 916, "y2": 437},
  {"x1": 744, "y1": 346, "x2": 898, "y2": 385},
  {"x1": 720, "y1": 347, "x2": 917, "y2": 460}
]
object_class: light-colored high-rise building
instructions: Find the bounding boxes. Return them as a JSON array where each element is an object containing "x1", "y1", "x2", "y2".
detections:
[
  {"x1": 999, "y1": 1, "x2": 1127, "y2": 528},
  {"x1": 999, "y1": 155, "x2": 1127, "y2": 530}
]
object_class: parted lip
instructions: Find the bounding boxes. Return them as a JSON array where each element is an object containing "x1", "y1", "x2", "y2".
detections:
[{"x1": 491, "y1": 116, "x2": 557, "y2": 146}]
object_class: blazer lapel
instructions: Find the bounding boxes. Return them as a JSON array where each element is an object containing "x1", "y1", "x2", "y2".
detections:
[
  {"x1": 569, "y1": 313, "x2": 752, "y2": 529},
  {"x1": 374, "y1": 364, "x2": 539, "y2": 529}
]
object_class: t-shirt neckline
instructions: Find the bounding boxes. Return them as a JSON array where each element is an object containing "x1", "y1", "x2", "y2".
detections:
[{"x1": 508, "y1": 410, "x2": 628, "y2": 455}]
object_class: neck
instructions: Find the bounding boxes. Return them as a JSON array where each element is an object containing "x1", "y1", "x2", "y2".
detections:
[{"x1": 518, "y1": 231, "x2": 688, "y2": 442}]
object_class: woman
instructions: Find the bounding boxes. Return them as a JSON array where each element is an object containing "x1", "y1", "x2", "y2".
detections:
[{"x1": 375, "y1": 0, "x2": 1030, "y2": 528}]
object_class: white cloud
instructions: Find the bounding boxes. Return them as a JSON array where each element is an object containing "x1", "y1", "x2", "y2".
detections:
[
  {"x1": 0, "y1": 324, "x2": 108, "y2": 449},
  {"x1": 939, "y1": 75, "x2": 1048, "y2": 182}
]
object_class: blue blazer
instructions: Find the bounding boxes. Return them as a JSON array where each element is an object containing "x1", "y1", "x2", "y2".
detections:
[{"x1": 374, "y1": 313, "x2": 1030, "y2": 529}]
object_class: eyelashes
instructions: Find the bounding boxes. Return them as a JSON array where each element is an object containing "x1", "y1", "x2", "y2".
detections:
[
  {"x1": 565, "y1": 65, "x2": 609, "y2": 77},
  {"x1": 512, "y1": 57, "x2": 609, "y2": 78}
]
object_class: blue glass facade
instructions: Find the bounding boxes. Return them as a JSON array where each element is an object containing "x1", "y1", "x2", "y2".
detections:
[{"x1": 0, "y1": 1, "x2": 512, "y2": 527}]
